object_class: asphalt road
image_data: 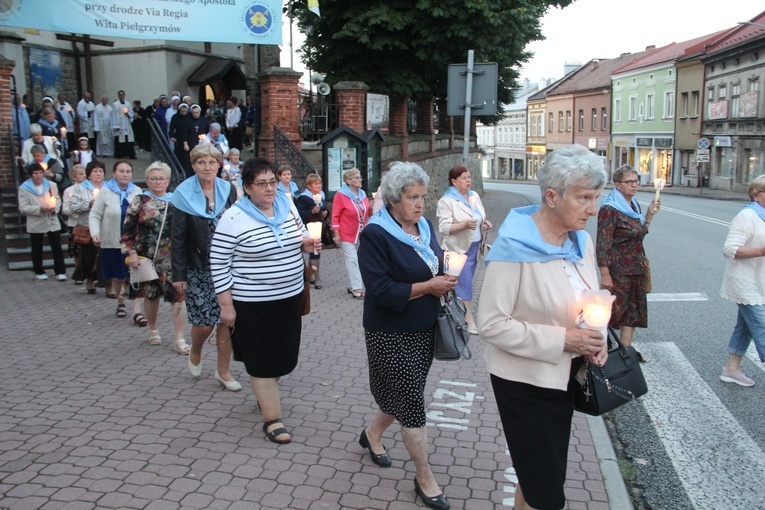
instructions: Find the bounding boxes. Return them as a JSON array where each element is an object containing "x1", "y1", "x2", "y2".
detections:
[{"x1": 486, "y1": 182, "x2": 764, "y2": 510}]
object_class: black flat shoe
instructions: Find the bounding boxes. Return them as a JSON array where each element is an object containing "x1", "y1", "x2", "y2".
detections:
[
  {"x1": 358, "y1": 428, "x2": 391, "y2": 467},
  {"x1": 414, "y1": 478, "x2": 450, "y2": 510},
  {"x1": 636, "y1": 350, "x2": 647, "y2": 363}
]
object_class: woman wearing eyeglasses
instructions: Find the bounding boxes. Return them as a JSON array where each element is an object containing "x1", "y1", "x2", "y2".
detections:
[
  {"x1": 171, "y1": 144, "x2": 241, "y2": 391},
  {"x1": 596, "y1": 164, "x2": 660, "y2": 361},
  {"x1": 210, "y1": 158, "x2": 321, "y2": 444}
]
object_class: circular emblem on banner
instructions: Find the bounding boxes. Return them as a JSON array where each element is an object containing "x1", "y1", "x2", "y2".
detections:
[
  {"x1": 0, "y1": 0, "x2": 21, "y2": 19},
  {"x1": 241, "y1": 3, "x2": 274, "y2": 40}
]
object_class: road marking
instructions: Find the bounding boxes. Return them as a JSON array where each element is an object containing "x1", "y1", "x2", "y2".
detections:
[
  {"x1": 637, "y1": 202, "x2": 731, "y2": 227},
  {"x1": 426, "y1": 380, "x2": 479, "y2": 431},
  {"x1": 639, "y1": 343, "x2": 765, "y2": 509},
  {"x1": 647, "y1": 293, "x2": 709, "y2": 302},
  {"x1": 745, "y1": 344, "x2": 765, "y2": 373}
]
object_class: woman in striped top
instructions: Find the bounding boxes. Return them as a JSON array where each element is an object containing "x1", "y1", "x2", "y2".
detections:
[{"x1": 211, "y1": 157, "x2": 321, "y2": 444}]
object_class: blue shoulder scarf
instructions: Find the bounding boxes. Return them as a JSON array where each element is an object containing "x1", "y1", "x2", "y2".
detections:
[
  {"x1": 234, "y1": 191, "x2": 292, "y2": 247},
  {"x1": 171, "y1": 175, "x2": 230, "y2": 224},
  {"x1": 80, "y1": 179, "x2": 96, "y2": 192},
  {"x1": 443, "y1": 186, "x2": 477, "y2": 210},
  {"x1": 743, "y1": 201, "x2": 765, "y2": 222},
  {"x1": 143, "y1": 190, "x2": 173, "y2": 202},
  {"x1": 277, "y1": 181, "x2": 298, "y2": 195},
  {"x1": 336, "y1": 184, "x2": 367, "y2": 204},
  {"x1": 600, "y1": 188, "x2": 644, "y2": 224},
  {"x1": 20, "y1": 178, "x2": 50, "y2": 197},
  {"x1": 300, "y1": 188, "x2": 326, "y2": 201},
  {"x1": 102, "y1": 179, "x2": 136, "y2": 203},
  {"x1": 368, "y1": 206, "x2": 438, "y2": 268},
  {"x1": 485, "y1": 205, "x2": 588, "y2": 264}
]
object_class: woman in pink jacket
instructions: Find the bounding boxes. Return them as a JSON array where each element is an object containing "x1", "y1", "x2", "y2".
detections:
[{"x1": 332, "y1": 168, "x2": 372, "y2": 298}]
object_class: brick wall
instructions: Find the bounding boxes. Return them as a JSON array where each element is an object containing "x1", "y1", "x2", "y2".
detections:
[
  {"x1": 390, "y1": 95, "x2": 409, "y2": 160},
  {"x1": 257, "y1": 67, "x2": 302, "y2": 161},
  {"x1": 0, "y1": 58, "x2": 16, "y2": 189},
  {"x1": 334, "y1": 81, "x2": 368, "y2": 133}
]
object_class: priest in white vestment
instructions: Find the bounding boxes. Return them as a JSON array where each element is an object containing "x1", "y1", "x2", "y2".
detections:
[
  {"x1": 77, "y1": 92, "x2": 96, "y2": 151},
  {"x1": 93, "y1": 96, "x2": 114, "y2": 157},
  {"x1": 112, "y1": 90, "x2": 136, "y2": 159}
]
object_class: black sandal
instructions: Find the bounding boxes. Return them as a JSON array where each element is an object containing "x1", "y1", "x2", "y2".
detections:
[
  {"x1": 116, "y1": 304, "x2": 127, "y2": 318},
  {"x1": 263, "y1": 418, "x2": 291, "y2": 444},
  {"x1": 133, "y1": 313, "x2": 148, "y2": 327}
]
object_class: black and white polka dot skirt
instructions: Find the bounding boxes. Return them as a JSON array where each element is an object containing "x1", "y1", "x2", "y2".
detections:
[{"x1": 364, "y1": 327, "x2": 435, "y2": 428}]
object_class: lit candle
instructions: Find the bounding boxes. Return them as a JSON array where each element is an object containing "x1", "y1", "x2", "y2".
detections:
[
  {"x1": 92, "y1": 188, "x2": 100, "y2": 198},
  {"x1": 67, "y1": 106, "x2": 73, "y2": 113},
  {"x1": 198, "y1": 134, "x2": 205, "y2": 141},
  {"x1": 443, "y1": 250, "x2": 468, "y2": 277},
  {"x1": 40, "y1": 161, "x2": 48, "y2": 171},
  {"x1": 123, "y1": 107, "x2": 129, "y2": 114},
  {"x1": 372, "y1": 192, "x2": 378, "y2": 200},
  {"x1": 312, "y1": 193, "x2": 322, "y2": 206},
  {"x1": 581, "y1": 290, "x2": 615, "y2": 329},
  {"x1": 653, "y1": 178, "x2": 665, "y2": 202},
  {"x1": 306, "y1": 221, "x2": 323, "y2": 255},
  {"x1": 223, "y1": 164, "x2": 230, "y2": 173},
  {"x1": 61, "y1": 127, "x2": 67, "y2": 135},
  {"x1": 46, "y1": 195, "x2": 57, "y2": 208}
]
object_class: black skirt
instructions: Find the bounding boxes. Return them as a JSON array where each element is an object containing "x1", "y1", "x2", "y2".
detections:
[
  {"x1": 232, "y1": 294, "x2": 302, "y2": 378},
  {"x1": 490, "y1": 369, "x2": 580, "y2": 510}
]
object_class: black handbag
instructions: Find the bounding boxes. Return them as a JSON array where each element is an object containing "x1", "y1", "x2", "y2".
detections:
[
  {"x1": 434, "y1": 292, "x2": 472, "y2": 361},
  {"x1": 572, "y1": 326, "x2": 648, "y2": 416},
  {"x1": 321, "y1": 217, "x2": 336, "y2": 248}
]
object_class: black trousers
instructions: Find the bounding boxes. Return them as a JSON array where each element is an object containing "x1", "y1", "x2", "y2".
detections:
[{"x1": 30, "y1": 231, "x2": 66, "y2": 276}]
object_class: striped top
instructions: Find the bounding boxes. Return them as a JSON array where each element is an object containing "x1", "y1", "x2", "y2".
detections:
[{"x1": 211, "y1": 202, "x2": 308, "y2": 302}]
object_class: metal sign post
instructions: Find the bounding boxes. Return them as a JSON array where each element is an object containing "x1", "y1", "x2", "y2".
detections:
[{"x1": 462, "y1": 50, "x2": 475, "y2": 164}]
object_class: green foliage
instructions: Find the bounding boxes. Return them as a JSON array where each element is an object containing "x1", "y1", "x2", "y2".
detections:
[{"x1": 294, "y1": 0, "x2": 572, "y2": 113}]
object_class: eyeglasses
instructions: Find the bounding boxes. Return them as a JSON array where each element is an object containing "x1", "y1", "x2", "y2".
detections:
[
  {"x1": 147, "y1": 177, "x2": 168, "y2": 182},
  {"x1": 252, "y1": 179, "x2": 278, "y2": 189},
  {"x1": 617, "y1": 179, "x2": 639, "y2": 185}
]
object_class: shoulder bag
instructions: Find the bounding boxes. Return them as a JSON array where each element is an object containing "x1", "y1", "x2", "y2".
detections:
[
  {"x1": 127, "y1": 204, "x2": 167, "y2": 290},
  {"x1": 72, "y1": 225, "x2": 92, "y2": 245},
  {"x1": 434, "y1": 291, "x2": 472, "y2": 361},
  {"x1": 572, "y1": 326, "x2": 648, "y2": 416}
]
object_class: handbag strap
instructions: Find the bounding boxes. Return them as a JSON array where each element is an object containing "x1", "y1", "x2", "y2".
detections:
[{"x1": 152, "y1": 204, "x2": 169, "y2": 262}]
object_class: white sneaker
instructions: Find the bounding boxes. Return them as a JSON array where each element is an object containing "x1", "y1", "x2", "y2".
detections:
[
  {"x1": 56, "y1": 274, "x2": 67, "y2": 281},
  {"x1": 720, "y1": 368, "x2": 755, "y2": 387},
  {"x1": 36, "y1": 273, "x2": 49, "y2": 280}
]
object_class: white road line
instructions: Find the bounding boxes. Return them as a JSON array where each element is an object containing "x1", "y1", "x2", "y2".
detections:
[
  {"x1": 637, "y1": 202, "x2": 731, "y2": 227},
  {"x1": 639, "y1": 343, "x2": 765, "y2": 509},
  {"x1": 647, "y1": 293, "x2": 709, "y2": 302},
  {"x1": 744, "y1": 344, "x2": 765, "y2": 374}
]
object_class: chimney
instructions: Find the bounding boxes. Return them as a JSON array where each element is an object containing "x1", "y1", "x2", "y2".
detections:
[
  {"x1": 564, "y1": 62, "x2": 581, "y2": 75},
  {"x1": 645, "y1": 45, "x2": 656, "y2": 51},
  {"x1": 591, "y1": 60, "x2": 599, "y2": 70}
]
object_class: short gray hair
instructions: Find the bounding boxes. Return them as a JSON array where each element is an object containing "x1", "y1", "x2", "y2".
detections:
[
  {"x1": 29, "y1": 123, "x2": 42, "y2": 135},
  {"x1": 538, "y1": 144, "x2": 606, "y2": 197},
  {"x1": 227, "y1": 148, "x2": 240, "y2": 157},
  {"x1": 145, "y1": 161, "x2": 172, "y2": 181},
  {"x1": 380, "y1": 162, "x2": 430, "y2": 204},
  {"x1": 612, "y1": 164, "x2": 637, "y2": 183},
  {"x1": 209, "y1": 122, "x2": 221, "y2": 132}
]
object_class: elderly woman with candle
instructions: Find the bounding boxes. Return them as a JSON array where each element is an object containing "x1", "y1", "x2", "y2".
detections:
[
  {"x1": 357, "y1": 162, "x2": 457, "y2": 510},
  {"x1": 277, "y1": 165, "x2": 299, "y2": 198},
  {"x1": 436, "y1": 164, "x2": 492, "y2": 335},
  {"x1": 18, "y1": 163, "x2": 67, "y2": 280},
  {"x1": 90, "y1": 160, "x2": 142, "y2": 318},
  {"x1": 69, "y1": 160, "x2": 106, "y2": 293},
  {"x1": 211, "y1": 158, "x2": 320, "y2": 444},
  {"x1": 171, "y1": 143, "x2": 240, "y2": 391},
  {"x1": 596, "y1": 164, "x2": 660, "y2": 362},
  {"x1": 332, "y1": 168, "x2": 372, "y2": 298},
  {"x1": 477, "y1": 144, "x2": 609, "y2": 510},
  {"x1": 295, "y1": 173, "x2": 328, "y2": 289},
  {"x1": 718, "y1": 175, "x2": 765, "y2": 387},
  {"x1": 122, "y1": 162, "x2": 189, "y2": 353}
]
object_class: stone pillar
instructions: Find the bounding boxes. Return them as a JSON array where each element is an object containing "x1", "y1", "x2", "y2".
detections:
[
  {"x1": 390, "y1": 95, "x2": 409, "y2": 161},
  {"x1": 0, "y1": 56, "x2": 16, "y2": 189},
  {"x1": 334, "y1": 81, "x2": 368, "y2": 133},
  {"x1": 256, "y1": 67, "x2": 302, "y2": 162}
]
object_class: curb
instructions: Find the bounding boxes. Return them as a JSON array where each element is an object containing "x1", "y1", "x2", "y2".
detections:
[{"x1": 587, "y1": 414, "x2": 635, "y2": 510}]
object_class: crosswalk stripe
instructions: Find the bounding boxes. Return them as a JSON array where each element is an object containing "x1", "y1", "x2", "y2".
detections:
[
  {"x1": 637, "y1": 202, "x2": 731, "y2": 227},
  {"x1": 744, "y1": 344, "x2": 765, "y2": 373},
  {"x1": 639, "y1": 343, "x2": 765, "y2": 509},
  {"x1": 646, "y1": 293, "x2": 709, "y2": 302}
]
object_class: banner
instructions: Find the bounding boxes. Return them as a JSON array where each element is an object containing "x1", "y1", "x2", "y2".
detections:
[{"x1": 0, "y1": 0, "x2": 282, "y2": 45}]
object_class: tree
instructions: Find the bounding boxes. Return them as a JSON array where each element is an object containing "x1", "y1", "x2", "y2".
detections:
[{"x1": 294, "y1": 0, "x2": 572, "y2": 115}]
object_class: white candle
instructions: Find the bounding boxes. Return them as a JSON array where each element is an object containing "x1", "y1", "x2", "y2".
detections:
[
  {"x1": 61, "y1": 127, "x2": 67, "y2": 135},
  {"x1": 223, "y1": 164, "x2": 230, "y2": 173},
  {"x1": 198, "y1": 134, "x2": 206, "y2": 141},
  {"x1": 46, "y1": 195, "x2": 57, "y2": 208},
  {"x1": 653, "y1": 178, "x2": 665, "y2": 202},
  {"x1": 443, "y1": 250, "x2": 468, "y2": 277},
  {"x1": 372, "y1": 192, "x2": 378, "y2": 199},
  {"x1": 40, "y1": 161, "x2": 48, "y2": 171},
  {"x1": 123, "y1": 107, "x2": 129, "y2": 114},
  {"x1": 306, "y1": 222, "x2": 323, "y2": 255},
  {"x1": 92, "y1": 188, "x2": 100, "y2": 198},
  {"x1": 581, "y1": 290, "x2": 615, "y2": 329},
  {"x1": 312, "y1": 193, "x2": 322, "y2": 206}
]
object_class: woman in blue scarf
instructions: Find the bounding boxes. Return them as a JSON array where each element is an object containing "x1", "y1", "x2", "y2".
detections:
[
  {"x1": 436, "y1": 164, "x2": 492, "y2": 335},
  {"x1": 596, "y1": 164, "x2": 660, "y2": 362},
  {"x1": 357, "y1": 162, "x2": 457, "y2": 510},
  {"x1": 69, "y1": 161, "x2": 106, "y2": 293},
  {"x1": 719, "y1": 175, "x2": 765, "y2": 387},
  {"x1": 332, "y1": 168, "x2": 372, "y2": 298},
  {"x1": 477, "y1": 144, "x2": 608, "y2": 510}
]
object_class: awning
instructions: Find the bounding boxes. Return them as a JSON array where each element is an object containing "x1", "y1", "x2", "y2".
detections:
[{"x1": 187, "y1": 59, "x2": 247, "y2": 89}]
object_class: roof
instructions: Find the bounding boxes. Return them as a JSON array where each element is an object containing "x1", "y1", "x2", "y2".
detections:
[
  {"x1": 546, "y1": 51, "x2": 651, "y2": 96},
  {"x1": 187, "y1": 59, "x2": 246, "y2": 89},
  {"x1": 612, "y1": 29, "x2": 731, "y2": 74},
  {"x1": 702, "y1": 11, "x2": 765, "y2": 56}
]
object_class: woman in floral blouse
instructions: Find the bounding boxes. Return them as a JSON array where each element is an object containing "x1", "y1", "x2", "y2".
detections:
[
  {"x1": 121, "y1": 161, "x2": 189, "y2": 354},
  {"x1": 596, "y1": 164, "x2": 660, "y2": 362}
]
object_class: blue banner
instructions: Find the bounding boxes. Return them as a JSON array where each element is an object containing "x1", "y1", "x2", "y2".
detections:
[{"x1": 0, "y1": 0, "x2": 282, "y2": 45}]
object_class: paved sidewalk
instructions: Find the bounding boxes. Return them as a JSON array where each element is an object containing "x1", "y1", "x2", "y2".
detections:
[{"x1": 0, "y1": 190, "x2": 617, "y2": 510}]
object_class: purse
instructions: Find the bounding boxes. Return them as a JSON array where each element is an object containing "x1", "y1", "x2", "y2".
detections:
[
  {"x1": 434, "y1": 291, "x2": 472, "y2": 361},
  {"x1": 321, "y1": 217, "x2": 336, "y2": 248},
  {"x1": 642, "y1": 256, "x2": 652, "y2": 294},
  {"x1": 72, "y1": 225, "x2": 92, "y2": 244},
  {"x1": 126, "y1": 205, "x2": 167, "y2": 290},
  {"x1": 572, "y1": 326, "x2": 648, "y2": 416}
]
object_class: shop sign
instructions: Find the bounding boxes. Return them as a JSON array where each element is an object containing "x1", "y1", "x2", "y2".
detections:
[
  {"x1": 588, "y1": 138, "x2": 597, "y2": 149},
  {"x1": 655, "y1": 138, "x2": 672, "y2": 148},
  {"x1": 715, "y1": 136, "x2": 732, "y2": 147},
  {"x1": 636, "y1": 138, "x2": 653, "y2": 147},
  {"x1": 526, "y1": 145, "x2": 546, "y2": 154}
]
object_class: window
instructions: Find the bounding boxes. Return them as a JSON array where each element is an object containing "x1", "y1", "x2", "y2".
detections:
[
  {"x1": 680, "y1": 92, "x2": 689, "y2": 117},
  {"x1": 614, "y1": 100, "x2": 621, "y2": 122},
  {"x1": 601, "y1": 108, "x2": 607, "y2": 130},
  {"x1": 691, "y1": 91, "x2": 700, "y2": 116},
  {"x1": 749, "y1": 78, "x2": 760, "y2": 93},
  {"x1": 529, "y1": 116, "x2": 536, "y2": 136},
  {"x1": 646, "y1": 94, "x2": 655, "y2": 120},
  {"x1": 538, "y1": 114, "x2": 544, "y2": 136},
  {"x1": 559, "y1": 112, "x2": 563, "y2": 132},
  {"x1": 629, "y1": 96, "x2": 637, "y2": 120},
  {"x1": 664, "y1": 91, "x2": 675, "y2": 118},
  {"x1": 731, "y1": 83, "x2": 741, "y2": 117},
  {"x1": 708, "y1": 87, "x2": 715, "y2": 102},
  {"x1": 578, "y1": 110, "x2": 584, "y2": 131},
  {"x1": 719, "y1": 84, "x2": 727, "y2": 99},
  {"x1": 591, "y1": 108, "x2": 597, "y2": 131},
  {"x1": 566, "y1": 111, "x2": 571, "y2": 131},
  {"x1": 549, "y1": 112, "x2": 554, "y2": 133}
]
